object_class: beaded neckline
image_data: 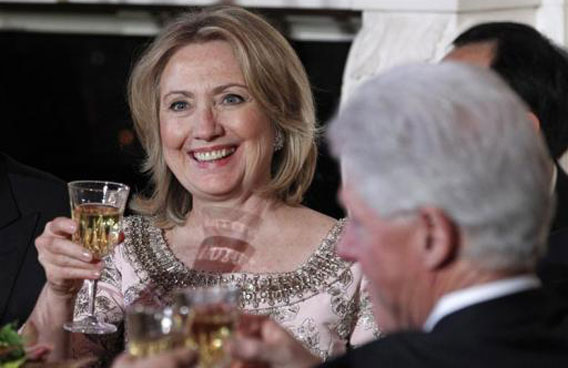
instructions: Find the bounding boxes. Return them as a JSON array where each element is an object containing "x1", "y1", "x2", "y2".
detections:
[{"x1": 122, "y1": 216, "x2": 351, "y2": 309}]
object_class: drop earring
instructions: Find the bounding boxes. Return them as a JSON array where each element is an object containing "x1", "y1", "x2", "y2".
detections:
[{"x1": 274, "y1": 129, "x2": 284, "y2": 152}]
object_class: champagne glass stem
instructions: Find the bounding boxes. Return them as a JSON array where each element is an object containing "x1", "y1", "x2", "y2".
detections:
[{"x1": 87, "y1": 279, "x2": 98, "y2": 318}]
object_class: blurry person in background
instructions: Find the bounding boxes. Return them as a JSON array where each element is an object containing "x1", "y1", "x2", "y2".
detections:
[
  {"x1": 227, "y1": 63, "x2": 568, "y2": 367},
  {"x1": 25, "y1": 6, "x2": 377, "y2": 365},
  {"x1": 0, "y1": 152, "x2": 68, "y2": 326},
  {"x1": 443, "y1": 22, "x2": 568, "y2": 294}
]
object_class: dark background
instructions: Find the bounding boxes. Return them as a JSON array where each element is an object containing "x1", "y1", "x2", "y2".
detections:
[{"x1": 0, "y1": 30, "x2": 351, "y2": 218}]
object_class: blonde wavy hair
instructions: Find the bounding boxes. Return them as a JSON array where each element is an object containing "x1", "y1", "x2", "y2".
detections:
[{"x1": 128, "y1": 6, "x2": 318, "y2": 228}]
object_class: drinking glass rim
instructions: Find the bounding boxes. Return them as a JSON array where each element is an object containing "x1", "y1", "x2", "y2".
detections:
[{"x1": 68, "y1": 180, "x2": 130, "y2": 192}]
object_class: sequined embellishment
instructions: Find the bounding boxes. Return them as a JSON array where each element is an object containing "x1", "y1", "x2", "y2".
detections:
[{"x1": 121, "y1": 216, "x2": 350, "y2": 310}]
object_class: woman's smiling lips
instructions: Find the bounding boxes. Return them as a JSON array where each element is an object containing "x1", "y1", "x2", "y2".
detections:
[{"x1": 189, "y1": 145, "x2": 238, "y2": 167}]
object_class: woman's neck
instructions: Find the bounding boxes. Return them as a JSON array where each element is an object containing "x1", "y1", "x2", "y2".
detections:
[{"x1": 186, "y1": 192, "x2": 282, "y2": 228}]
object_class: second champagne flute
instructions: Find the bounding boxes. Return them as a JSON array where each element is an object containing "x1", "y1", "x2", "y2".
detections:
[
  {"x1": 63, "y1": 180, "x2": 130, "y2": 335},
  {"x1": 178, "y1": 286, "x2": 241, "y2": 368}
]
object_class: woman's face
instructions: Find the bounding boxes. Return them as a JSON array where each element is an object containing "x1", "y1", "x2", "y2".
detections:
[{"x1": 159, "y1": 40, "x2": 275, "y2": 202}]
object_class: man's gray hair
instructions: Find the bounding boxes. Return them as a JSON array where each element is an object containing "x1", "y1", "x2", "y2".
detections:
[{"x1": 329, "y1": 62, "x2": 555, "y2": 271}]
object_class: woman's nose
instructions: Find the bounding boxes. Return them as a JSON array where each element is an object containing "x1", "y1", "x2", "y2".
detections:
[{"x1": 193, "y1": 105, "x2": 223, "y2": 141}]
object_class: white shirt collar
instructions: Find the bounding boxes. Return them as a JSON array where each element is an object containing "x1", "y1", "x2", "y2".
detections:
[{"x1": 423, "y1": 274, "x2": 541, "y2": 332}]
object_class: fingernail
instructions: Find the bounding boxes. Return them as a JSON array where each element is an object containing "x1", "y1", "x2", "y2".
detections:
[
  {"x1": 82, "y1": 251, "x2": 92, "y2": 261},
  {"x1": 93, "y1": 271, "x2": 101, "y2": 278},
  {"x1": 68, "y1": 223, "x2": 77, "y2": 232}
]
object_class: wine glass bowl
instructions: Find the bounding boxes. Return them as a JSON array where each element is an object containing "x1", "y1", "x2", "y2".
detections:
[
  {"x1": 176, "y1": 286, "x2": 241, "y2": 368},
  {"x1": 126, "y1": 305, "x2": 179, "y2": 358}
]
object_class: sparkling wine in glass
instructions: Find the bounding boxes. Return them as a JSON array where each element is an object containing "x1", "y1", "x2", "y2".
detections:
[
  {"x1": 126, "y1": 305, "x2": 178, "y2": 358},
  {"x1": 63, "y1": 180, "x2": 129, "y2": 335},
  {"x1": 177, "y1": 286, "x2": 241, "y2": 368}
]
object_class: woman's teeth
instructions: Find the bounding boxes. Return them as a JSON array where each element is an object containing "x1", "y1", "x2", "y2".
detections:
[{"x1": 194, "y1": 147, "x2": 236, "y2": 162}]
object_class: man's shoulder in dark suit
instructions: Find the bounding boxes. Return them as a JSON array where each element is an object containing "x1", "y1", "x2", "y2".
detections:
[
  {"x1": 538, "y1": 165, "x2": 568, "y2": 297},
  {"x1": 539, "y1": 227, "x2": 568, "y2": 297},
  {"x1": 322, "y1": 289, "x2": 568, "y2": 368},
  {"x1": 0, "y1": 153, "x2": 69, "y2": 326},
  {"x1": 551, "y1": 164, "x2": 568, "y2": 232},
  {"x1": 2, "y1": 153, "x2": 68, "y2": 214}
]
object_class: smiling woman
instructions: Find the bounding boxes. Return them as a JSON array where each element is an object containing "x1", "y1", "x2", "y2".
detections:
[
  {"x1": 25, "y1": 5, "x2": 379, "y2": 366},
  {"x1": 158, "y1": 41, "x2": 275, "y2": 203},
  {"x1": 128, "y1": 6, "x2": 321, "y2": 225}
]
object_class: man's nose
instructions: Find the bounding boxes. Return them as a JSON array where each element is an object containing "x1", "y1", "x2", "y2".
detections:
[{"x1": 336, "y1": 224, "x2": 358, "y2": 262}]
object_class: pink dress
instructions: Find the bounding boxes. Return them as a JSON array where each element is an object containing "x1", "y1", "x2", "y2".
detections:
[{"x1": 72, "y1": 216, "x2": 380, "y2": 365}]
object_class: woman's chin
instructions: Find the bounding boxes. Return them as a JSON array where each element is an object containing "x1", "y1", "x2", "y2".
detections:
[{"x1": 190, "y1": 185, "x2": 245, "y2": 202}]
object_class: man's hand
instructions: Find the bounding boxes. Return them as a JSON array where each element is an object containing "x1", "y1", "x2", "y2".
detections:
[
  {"x1": 112, "y1": 348, "x2": 197, "y2": 368},
  {"x1": 228, "y1": 317, "x2": 322, "y2": 368}
]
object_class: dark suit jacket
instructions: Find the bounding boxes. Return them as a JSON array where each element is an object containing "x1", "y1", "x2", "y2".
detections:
[
  {"x1": 0, "y1": 153, "x2": 69, "y2": 327},
  {"x1": 551, "y1": 163, "x2": 568, "y2": 232},
  {"x1": 322, "y1": 288, "x2": 568, "y2": 368},
  {"x1": 538, "y1": 165, "x2": 568, "y2": 297}
]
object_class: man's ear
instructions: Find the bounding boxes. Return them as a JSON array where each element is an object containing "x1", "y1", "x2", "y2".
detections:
[
  {"x1": 417, "y1": 207, "x2": 458, "y2": 270},
  {"x1": 527, "y1": 112, "x2": 540, "y2": 131}
]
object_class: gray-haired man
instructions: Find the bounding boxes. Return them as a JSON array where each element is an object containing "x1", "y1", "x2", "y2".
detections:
[{"x1": 227, "y1": 62, "x2": 568, "y2": 368}]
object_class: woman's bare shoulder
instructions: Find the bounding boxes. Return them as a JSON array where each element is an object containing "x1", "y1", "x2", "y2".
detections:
[{"x1": 281, "y1": 206, "x2": 339, "y2": 242}]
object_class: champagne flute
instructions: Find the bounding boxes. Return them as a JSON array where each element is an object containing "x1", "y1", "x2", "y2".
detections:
[
  {"x1": 126, "y1": 305, "x2": 178, "y2": 358},
  {"x1": 177, "y1": 286, "x2": 240, "y2": 368},
  {"x1": 63, "y1": 180, "x2": 130, "y2": 335}
]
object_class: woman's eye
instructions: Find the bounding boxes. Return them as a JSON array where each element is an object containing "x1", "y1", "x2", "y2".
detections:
[
  {"x1": 222, "y1": 94, "x2": 244, "y2": 105},
  {"x1": 169, "y1": 101, "x2": 188, "y2": 111}
]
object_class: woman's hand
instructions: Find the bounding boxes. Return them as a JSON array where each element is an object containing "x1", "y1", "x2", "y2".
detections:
[{"x1": 35, "y1": 217, "x2": 102, "y2": 299}]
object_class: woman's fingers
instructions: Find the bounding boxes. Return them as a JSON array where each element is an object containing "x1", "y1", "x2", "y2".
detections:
[
  {"x1": 35, "y1": 216, "x2": 101, "y2": 296},
  {"x1": 44, "y1": 263, "x2": 102, "y2": 281},
  {"x1": 48, "y1": 252, "x2": 98, "y2": 269},
  {"x1": 37, "y1": 238, "x2": 98, "y2": 280},
  {"x1": 36, "y1": 217, "x2": 92, "y2": 264},
  {"x1": 44, "y1": 217, "x2": 77, "y2": 237},
  {"x1": 38, "y1": 237, "x2": 93, "y2": 263}
]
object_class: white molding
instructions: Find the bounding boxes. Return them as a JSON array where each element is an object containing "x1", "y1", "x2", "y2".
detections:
[
  {"x1": 0, "y1": 8, "x2": 361, "y2": 40},
  {"x1": 0, "y1": 0, "x2": 542, "y2": 11},
  {"x1": 0, "y1": 10, "x2": 161, "y2": 35},
  {"x1": 535, "y1": 0, "x2": 567, "y2": 44},
  {"x1": 58, "y1": 0, "x2": 353, "y2": 8},
  {"x1": 0, "y1": 0, "x2": 357, "y2": 9},
  {"x1": 352, "y1": 0, "x2": 539, "y2": 12},
  {"x1": 286, "y1": 14, "x2": 361, "y2": 42}
]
